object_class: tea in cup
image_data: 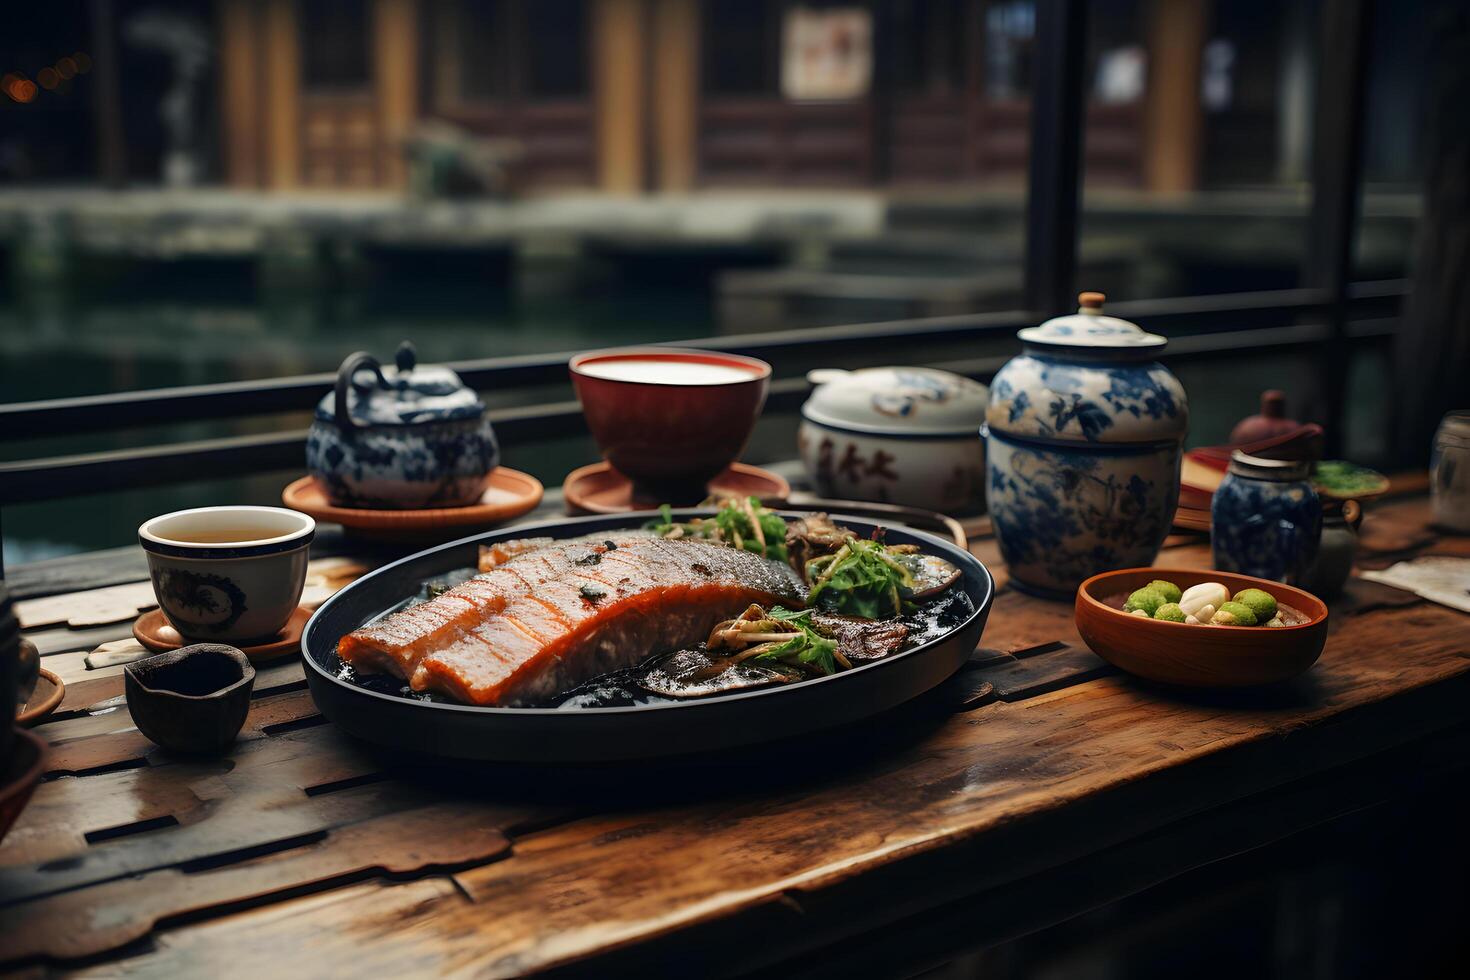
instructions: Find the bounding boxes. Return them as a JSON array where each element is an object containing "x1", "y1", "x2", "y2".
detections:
[{"x1": 139, "y1": 506, "x2": 315, "y2": 644}]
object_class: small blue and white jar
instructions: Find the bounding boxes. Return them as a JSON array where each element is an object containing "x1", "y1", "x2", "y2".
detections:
[
  {"x1": 984, "y1": 293, "x2": 1188, "y2": 596},
  {"x1": 1211, "y1": 452, "x2": 1321, "y2": 586},
  {"x1": 306, "y1": 342, "x2": 499, "y2": 509}
]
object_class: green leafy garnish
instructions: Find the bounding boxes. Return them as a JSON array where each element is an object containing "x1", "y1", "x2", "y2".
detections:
[
  {"x1": 646, "y1": 496, "x2": 788, "y2": 561},
  {"x1": 706, "y1": 604, "x2": 846, "y2": 676},
  {"x1": 805, "y1": 539, "x2": 915, "y2": 618},
  {"x1": 747, "y1": 606, "x2": 839, "y2": 675}
]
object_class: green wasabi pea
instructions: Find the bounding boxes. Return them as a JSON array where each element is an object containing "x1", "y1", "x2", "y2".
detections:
[
  {"x1": 1153, "y1": 602, "x2": 1187, "y2": 623},
  {"x1": 1232, "y1": 588, "x2": 1277, "y2": 622},
  {"x1": 1147, "y1": 580, "x2": 1182, "y2": 604},
  {"x1": 1210, "y1": 601, "x2": 1258, "y2": 626},
  {"x1": 1123, "y1": 587, "x2": 1167, "y2": 616}
]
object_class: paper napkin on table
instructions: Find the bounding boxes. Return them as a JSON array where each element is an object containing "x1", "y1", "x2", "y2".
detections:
[{"x1": 1359, "y1": 556, "x2": 1470, "y2": 615}]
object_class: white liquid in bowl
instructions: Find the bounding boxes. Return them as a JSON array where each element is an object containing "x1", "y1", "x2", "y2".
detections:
[{"x1": 577, "y1": 358, "x2": 759, "y2": 385}]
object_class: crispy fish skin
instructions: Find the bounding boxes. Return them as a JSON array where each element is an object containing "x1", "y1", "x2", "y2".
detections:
[
  {"x1": 338, "y1": 534, "x2": 648, "y2": 678},
  {"x1": 339, "y1": 536, "x2": 805, "y2": 705},
  {"x1": 478, "y1": 537, "x2": 554, "y2": 571}
]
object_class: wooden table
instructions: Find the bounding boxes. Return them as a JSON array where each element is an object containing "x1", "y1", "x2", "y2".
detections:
[{"x1": 3, "y1": 493, "x2": 1468, "y2": 977}]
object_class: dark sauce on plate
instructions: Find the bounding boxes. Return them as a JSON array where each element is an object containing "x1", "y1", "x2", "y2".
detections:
[{"x1": 333, "y1": 568, "x2": 974, "y2": 710}]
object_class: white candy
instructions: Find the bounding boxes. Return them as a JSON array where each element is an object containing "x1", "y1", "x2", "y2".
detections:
[
  {"x1": 1185, "y1": 614, "x2": 1200, "y2": 624},
  {"x1": 1194, "y1": 603, "x2": 1216, "y2": 623},
  {"x1": 1179, "y1": 582, "x2": 1230, "y2": 617}
]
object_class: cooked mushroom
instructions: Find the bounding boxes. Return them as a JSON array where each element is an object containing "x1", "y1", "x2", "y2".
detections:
[{"x1": 899, "y1": 552, "x2": 963, "y2": 599}]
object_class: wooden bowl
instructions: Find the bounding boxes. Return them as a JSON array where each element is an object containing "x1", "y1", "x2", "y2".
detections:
[
  {"x1": 1, "y1": 728, "x2": 49, "y2": 844},
  {"x1": 1075, "y1": 568, "x2": 1329, "y2": 688},
  {"x1": 124, "y1": 645, "x2": 256, "y2": 755}
]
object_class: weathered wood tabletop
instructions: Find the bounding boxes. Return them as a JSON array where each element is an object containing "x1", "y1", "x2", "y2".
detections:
[{"x1": 3, "y1": 490, "x2": 1468, "y2": 977}]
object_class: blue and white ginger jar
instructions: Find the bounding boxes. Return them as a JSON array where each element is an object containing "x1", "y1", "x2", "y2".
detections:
[
  {"x1": 306, "y1": 342, "x2": 499, "y2": 509},
  {"x1": 984, "y1": 293, "x2": 1188, "y2": 596},
  {"x1": 1211, "y1": 452, "x2": 1321, "y2": 585}
]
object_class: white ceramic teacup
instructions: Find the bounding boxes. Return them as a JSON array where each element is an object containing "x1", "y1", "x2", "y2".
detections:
[{"x1": 139, "y1": 506, "x2": 315, "y2": 644}]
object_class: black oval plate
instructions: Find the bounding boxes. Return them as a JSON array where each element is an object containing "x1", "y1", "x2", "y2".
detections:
[{"x1": 302, "y1": 510, "x2": 994, "y2": 763}]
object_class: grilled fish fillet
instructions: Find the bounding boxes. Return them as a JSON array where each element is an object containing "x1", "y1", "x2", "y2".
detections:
[{"x1": 338, "y1": 535, "x2": 805, "y2": 706}]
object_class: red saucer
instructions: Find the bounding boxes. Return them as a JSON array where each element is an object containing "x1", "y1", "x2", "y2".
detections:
[
  {"x1": 133, "y1": 606, "x2": 310, "y2": 664},
  {"x1": 563, "y1": 461, "x2": 791, "y2": 515}
]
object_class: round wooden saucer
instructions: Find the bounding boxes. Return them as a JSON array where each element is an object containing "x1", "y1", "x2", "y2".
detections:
[
  {"x1": 563, "y1": 461, "x2": 791, "y2": 515},
  {"x1": 133, "y1": 606, "x2": 310, "y2": 664},
  {"x1": 282, "y1": 468, "x2": 544, "y2": 543},
  {"x1": 17, "y1": 668, "x2": 65, "y2": 727}
]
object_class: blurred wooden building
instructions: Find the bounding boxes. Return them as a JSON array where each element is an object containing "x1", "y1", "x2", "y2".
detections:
[{"x1": 212, "y1": 0, "x2": 1282, "y2": 194}]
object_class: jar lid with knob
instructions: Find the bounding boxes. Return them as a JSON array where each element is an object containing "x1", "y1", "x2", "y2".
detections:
[
  {"x1": 1016, "y1": 291, "x2": 1166, "y2": 354},
  {"x1": 986, "y1": 291, "x2": 1188, "y2": 446}
]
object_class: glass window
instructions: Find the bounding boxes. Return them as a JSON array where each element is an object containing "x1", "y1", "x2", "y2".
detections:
[
  {"x1": 1354, "y1": 0, "x2": 1430, "y2": 281},
  {"x1": 450, "y1": 2, "x2": 515, "y2": 102},
  {"x1": 891, "y1": 0, "x2": 966, "y2": 96},
  {"x1": 300, "y1": 0, "x2": 371, "y2": 91},
  {"x1": 525, "y1": 0, "x2": 589, "y2": 98},
  {"x1": 984, "y1": 0, "x2": 1035, "y2": 100},
  {"x1": 702, "y1": 0, "x2": 780, "y2": 95},
  {"x1": 0, "y1": 0, "x2": 98, "y2": 183},
  {"x1": 1079, "y1": 0, "x2": 1318, "y2": 300},
  {"x1": 440, "y1": 0, "x2": 588, "y2": 103}
]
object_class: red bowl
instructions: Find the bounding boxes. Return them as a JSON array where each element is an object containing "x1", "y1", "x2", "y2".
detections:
[{"x1": 570, "y1": 348, "x2": 771, "y2": 501}]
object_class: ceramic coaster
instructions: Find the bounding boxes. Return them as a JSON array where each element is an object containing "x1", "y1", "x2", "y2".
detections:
[
  {"x1": 132, "y1": 606, "x2": 310, "y2": 664},
  {"x1": 282, "y1": 468, "x2": 544, "y2": 543},
  {"x1": 563, "y1": 461, "x2": 791, "y2": 515}
]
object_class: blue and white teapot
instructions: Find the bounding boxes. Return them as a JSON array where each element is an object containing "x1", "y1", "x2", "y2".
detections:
[
  {"x1": 984, "y1": 292, "x2": 1188, "y2": 595},
  {"x1": 306, "y1": 342, "x2": 499, "y2": 509}
]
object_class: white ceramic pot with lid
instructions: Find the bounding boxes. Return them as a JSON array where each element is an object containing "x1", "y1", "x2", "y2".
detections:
[
  {"x1": 798, "y1": 366, "x2": 988, "y2": 513},
  {"x1": 984, "y1": 292, "x2": 1189, "y2": 595}
]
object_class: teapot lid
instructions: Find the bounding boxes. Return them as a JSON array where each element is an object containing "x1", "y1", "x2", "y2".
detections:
[
  {"x1": 1018, "y1": 292, "x2": 1166, "y2": 353},
  {"x1": 314, "y1": 342, "x2": 484, "y2": 426},
  {"x1": 802, "y1": 366, "x2": 988, "y2": 436}
]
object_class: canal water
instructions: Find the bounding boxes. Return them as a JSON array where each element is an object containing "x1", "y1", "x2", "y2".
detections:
[{"x1": 0, "y1": 276, "x2": 717, "y2": 566}]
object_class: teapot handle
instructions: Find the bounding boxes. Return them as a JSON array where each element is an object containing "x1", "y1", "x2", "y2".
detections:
[{"x1": 333, "y1": 351, "x2": 386, "y2": 432}]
